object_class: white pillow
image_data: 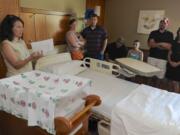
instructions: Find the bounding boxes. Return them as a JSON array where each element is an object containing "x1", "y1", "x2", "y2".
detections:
[
  {"x1": 36, "y1": 53, "x2": 72, "y2": 70},
  {"x1": 41, "y1": 60, "x2": 87, "y2": 75}
]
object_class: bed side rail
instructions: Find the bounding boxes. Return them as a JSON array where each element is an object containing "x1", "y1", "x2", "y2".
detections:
[
  {"x1": 35, "y1": 53, "x2": 72, "y2": 70},
  {"x1": 54, "y1": 95, "x2": 101, "y2": 135},
  {"x1": 83, "y1": 57, "x2": 121, "y2": 77}
]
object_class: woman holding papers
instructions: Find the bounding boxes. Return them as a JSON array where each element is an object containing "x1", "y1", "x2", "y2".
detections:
[
  {"x1": 0, "y1": 15, "x2": 42, "y2": 77},
  {"x1": 66, "y1": 19, "x2": 85, "y2": 60}
]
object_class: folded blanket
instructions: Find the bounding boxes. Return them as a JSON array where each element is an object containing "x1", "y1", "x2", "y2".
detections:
[
  {"x1": 0, "y1": 70, "x2": 91, "y2": 134},
  {"x1": 111, "y1": 84, "x2": 180, "y2": 135}
]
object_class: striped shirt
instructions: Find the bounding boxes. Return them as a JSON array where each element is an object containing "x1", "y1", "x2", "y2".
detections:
[{"x1": 81, "y1": 26, "x2": 107, "y2": 58}]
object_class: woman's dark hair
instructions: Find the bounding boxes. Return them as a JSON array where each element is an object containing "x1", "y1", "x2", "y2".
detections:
[
  {"x1": 69, "y1": 19, "x2": 76, "y2": 26},
  {"x1": 175, "y1": 27, "x2": 180, "y2": 41},
  {"x1": 0, "y1": 15, "x2": 24, "y2": 42}
]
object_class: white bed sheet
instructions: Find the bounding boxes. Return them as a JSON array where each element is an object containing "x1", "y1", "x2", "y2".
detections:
[
  {"x1": 41, "y1": 60, "x2": 87, "y2": 76},
  {"x1": 111, "y1": 84, "x2": 180, "y2": 135},
  {"x1": 78, "y1": 69, "x2": 139, "y2": 119}
]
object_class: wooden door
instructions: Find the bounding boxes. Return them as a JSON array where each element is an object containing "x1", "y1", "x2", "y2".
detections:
[
  {"x1": 34, "y1": 14, "x2": 47, "y2": 41},
  {"x1": 0, "y1": 0, "x2": 19, "y2": 22},
  {"x1": 45, "y1": 15, "x2": 70, "y2": 45},
  {"x1": 0, "y1": 54, "x2": 7, "y2": 78},
  {"x1": 0, "y1": 0, "x2": 19, "y2": 78},
  {"x1": 20, "y1": 12, "x2": 36, "y2": 48},
  {"x1": 86, "y1": 0, "x2": 105, "y2": 26}
]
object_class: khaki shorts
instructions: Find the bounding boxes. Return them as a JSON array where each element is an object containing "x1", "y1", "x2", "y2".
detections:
[{"x1": 147, "y1": 57, "x2": 167, "y2": 79}]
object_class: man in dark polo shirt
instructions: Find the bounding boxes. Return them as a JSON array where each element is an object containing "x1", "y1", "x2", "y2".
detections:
[
  {"x1": 81, "y1": 14, "x2": 108, "y2": 60},
  {"x1": 147, "y1": 18, "x2": 174, "y2": 79}
]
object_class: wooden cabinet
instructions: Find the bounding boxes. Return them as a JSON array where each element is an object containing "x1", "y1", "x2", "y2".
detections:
[
  {"x1": 19, "y1": 10, "x2": 70, "y2": 48},
  {"x1": 20, "y1": 13, "x2": 49, "y2": 48},
  {"x1": 20, "y1": 12, "x2": 36, "y2": 48},
  {"x1": 86, "y1": 0, "x2": 105, "y2": 26},
  {"x1": 34, "y1": 14, "x2": 47, "y2": 41},
  {"x1": 0, "y1": 0, "x2": 19, "y2": 78},
  {"x1": 46, "y1": 15, "x2": 69, "y2": 45},
  {"x1": 0, "y1": 0, "x2": 19, "y2": 22}
]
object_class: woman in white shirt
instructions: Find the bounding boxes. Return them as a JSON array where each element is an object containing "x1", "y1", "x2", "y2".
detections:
[
  {"x1": 66, "y1": 19, "x2": 85, "y2": 60},
  {"x1": 0, "y1": 15, "x2": 42, "y2": 77}
]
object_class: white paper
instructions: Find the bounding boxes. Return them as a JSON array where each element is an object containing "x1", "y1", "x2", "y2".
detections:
[{"x1": 31, "y1": 39, "x2": 54, "y2": 55}]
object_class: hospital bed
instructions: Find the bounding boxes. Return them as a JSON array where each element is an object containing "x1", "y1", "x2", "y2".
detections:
[
  {"x1": 35, "y1": 53, "x2": 140, "y2": 134},
  {"x1": 35, "y1": 53, "x2": 180, "y2": 135},
  {"x1": 116, "y1": 58, "x2": 161, "y2": 77},
  {"x1": 0, "y1": 70, "x2": 101, "y2": 135}
]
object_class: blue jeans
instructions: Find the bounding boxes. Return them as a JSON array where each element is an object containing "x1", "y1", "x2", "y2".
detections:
[
  {"x1": 85, "y1": 52, "x2": 104, "y2": 60},
  {"x1": 97, "y1": 53, "x2": 104, "y2": 60}
]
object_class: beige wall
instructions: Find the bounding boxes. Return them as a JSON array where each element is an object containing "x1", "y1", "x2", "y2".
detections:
[
  {"x1": 105, "y1": 0, "x2": 180, "y2": 49},
  {"x1": 20, "y1": 0, "x2": 86, "y2": 18}
]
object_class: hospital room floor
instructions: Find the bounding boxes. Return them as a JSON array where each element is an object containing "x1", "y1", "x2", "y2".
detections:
[
  {"x1": 88, "y1": 116, "x2": 99, "y2": 135},
  {"x1": 89, "y1": 129, "x2": 98, "y2": 135},
  {"x1": 125, "y1": 75, "x2": 174, "y2": 92},
  {"x1": 89, "y1": 131, "x2": 98, "y2": 135}
]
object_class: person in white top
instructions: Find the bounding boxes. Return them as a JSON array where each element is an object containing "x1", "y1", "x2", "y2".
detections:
[
  {"x1": 0, "y1": 15, "x2": 43, "y2": 77},
  {"x1": 66, "y1": 19, "x2": 85, "y2": 60}
]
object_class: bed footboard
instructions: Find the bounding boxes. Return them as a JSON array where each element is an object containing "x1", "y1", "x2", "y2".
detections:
[
  {"x1": 55, "y1": 95, "x2": 101, "y2": 135},
  {"x1": 0, "y1": 95, "x2": 101, "y2": 135}
]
